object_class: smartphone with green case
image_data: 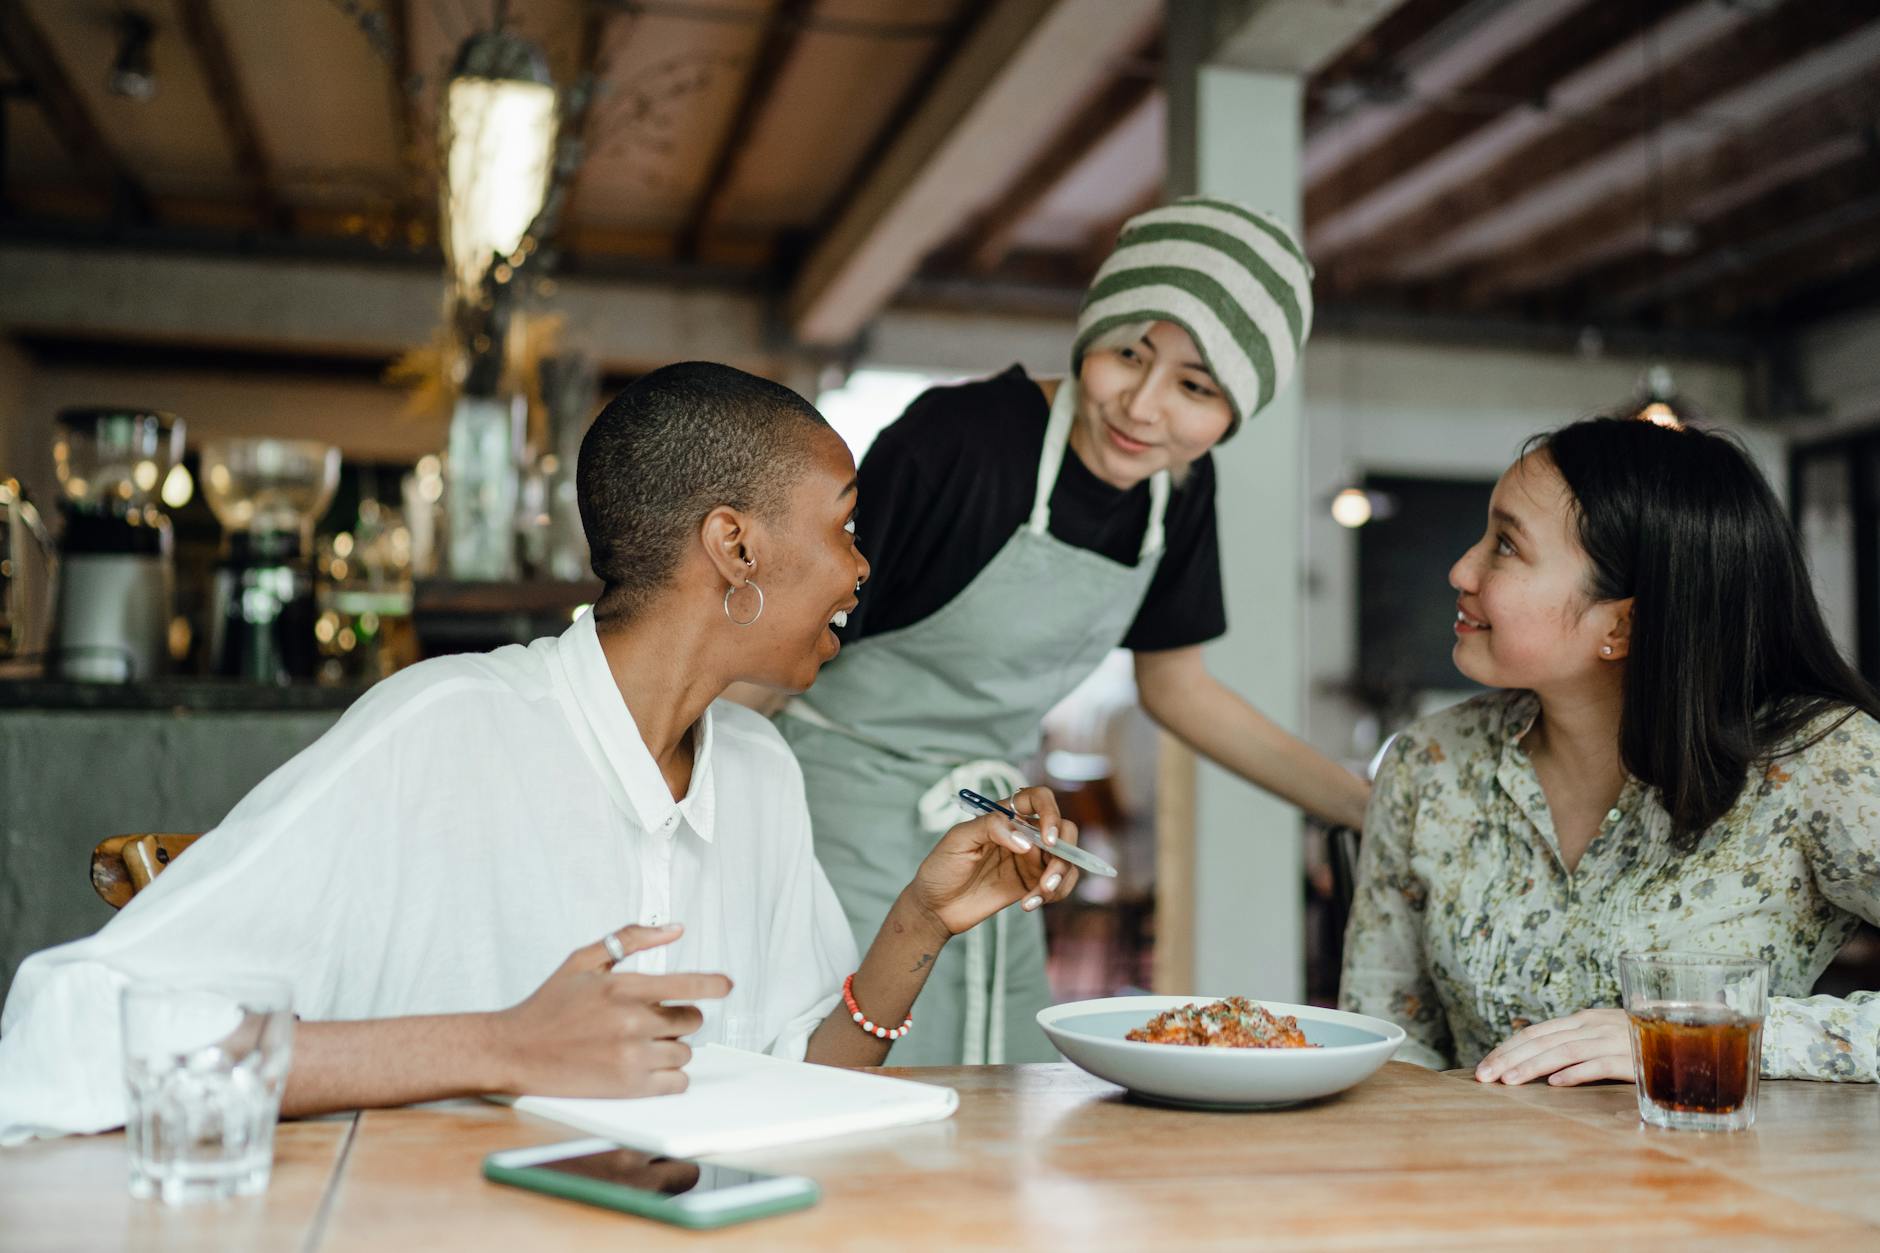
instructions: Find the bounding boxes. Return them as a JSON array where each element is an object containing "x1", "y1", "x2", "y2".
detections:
[{"x1": 483, "y1": 1137, "x2": 819, "y2": 1229}]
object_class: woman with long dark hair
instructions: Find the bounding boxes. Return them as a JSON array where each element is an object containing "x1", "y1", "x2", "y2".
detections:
[{"x1": 1340, "y1": 414, "x2": 1880, "y2": 1084}]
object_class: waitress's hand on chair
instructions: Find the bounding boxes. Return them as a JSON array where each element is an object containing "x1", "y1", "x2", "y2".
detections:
[{"x1": 908, "y1": 786, "x2": 1081, "y2": 936}]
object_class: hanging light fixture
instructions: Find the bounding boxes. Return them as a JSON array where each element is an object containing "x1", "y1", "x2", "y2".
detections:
[
  {"x1": 108, "y1": 11, "x2": 157, "y2": 102},
  {"x1": 438, "y1": 25, "x2": 558, "y2": 309},
  {"x1": 1634, "y1": 364, "x2": 1690, "y2": 429},
  {"x1": 1637, "y1": 4, "x2": 1690, "y2": 431}
]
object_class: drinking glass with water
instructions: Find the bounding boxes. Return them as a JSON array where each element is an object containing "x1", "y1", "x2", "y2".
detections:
[
  {"x1": 1619, "y1": 952, "x2": 1767, "y2": 1133},
  {"x1": 120, "y1": 977, "x2": 294, "y2": 1203}
]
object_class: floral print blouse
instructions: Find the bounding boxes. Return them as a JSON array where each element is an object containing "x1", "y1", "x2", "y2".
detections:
[{"x1": 1339, "y1": 689, "x2": 1880, "y2": 1081}]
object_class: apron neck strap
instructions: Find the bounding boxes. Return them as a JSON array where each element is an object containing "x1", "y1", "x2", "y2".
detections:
[
  {"x1": 1142, "y1": 469, "x2": 1170, "y2": 559},
  {"x1": 1028, "y1": 377, "x2": 1173, "y2": 560},
  {"x1": 1026, "y1": 379, "x2": 1080, "y2": 535}
]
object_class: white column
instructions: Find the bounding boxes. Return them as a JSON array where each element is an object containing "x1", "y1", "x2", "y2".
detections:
[{"x1": 1167, "y1": 14, "x2": 1308, "y2": 999}]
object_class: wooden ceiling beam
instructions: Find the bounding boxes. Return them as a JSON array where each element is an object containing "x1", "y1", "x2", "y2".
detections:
[
  {"x1": 960, "y1": 43, "x2": 1158, "y2": 275},
  {"x1": 1304, "y1": 0, "x2": 1576, "y2": 189},
  {"x1": 788, "y1": 0, "x2": 1159, "y2": 347},
  {"x1": 554, "y1": 4, "x2": 622, "y2": 245},
  {"x1": 1210, "y1": 0, "x2": 1411, "y2": 75},
  {"x1": 0, "y1": 0, "x2": 151, "y2": 222},
  {"x1": 381, "y1": 0, "x2": 430, "y2": 244},
  {"x1": 1318, "y1": 1, "x2": 1878, "y2": 294},
  {"x1": 1668, "y1": 193, "x2": 1880, "y2": 328},
  {"x1": 1303, "y1": 0, "x2": 1655, "y2": 229},
  {"x1": 1302, "y1": 0, "x2": 1469, "y2": 136},
  {"x1": 177, "y1": 0, "x2": 287, "y2": 233},
  {"x1": 1597, "y1": 152, "x2": 1880, "y2": 317},
  {"x1": 1465, "y1": 75, "x2": 1880, "y2": 304},
  {"x1": 674, "y1": 0, "x2": 813, "y2": 262},
  {"x1": 1308, "y1": 0, "x2": 1746, "y2": 265},
  {"x1": 1075, "y1": 183, "x2": 1159, "y2": 276},
  {"x1": 799, "y1": 0, "x2": 992, "y2": 261},
  {"x1": 1748, "y1": 254, "x2": 1880, "y2": 331},
  {"x1": 1396, "y1": 14, "x2": 1880, "y2": 286}
]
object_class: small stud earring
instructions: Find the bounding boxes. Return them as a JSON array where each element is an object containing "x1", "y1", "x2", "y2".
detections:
[{"x1": 1601, "y1": 646, "x2": 1613, "y2": 656}]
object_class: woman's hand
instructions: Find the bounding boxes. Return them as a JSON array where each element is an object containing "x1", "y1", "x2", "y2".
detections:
[
  {"x1": 1474, "y1": 1008, "x2": 1632, "y2": 1087},
  {"x1": 484, "y1": 924, "x2": 731, "y2": 1098},
  {"x1": 908, "y1": 786, "x2": 1081, "y2": 936}
]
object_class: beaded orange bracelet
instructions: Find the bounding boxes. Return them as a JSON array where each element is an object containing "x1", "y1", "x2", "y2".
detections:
[{"x1": 842, "y1": 973, "x2": 913, "y2": 1041}]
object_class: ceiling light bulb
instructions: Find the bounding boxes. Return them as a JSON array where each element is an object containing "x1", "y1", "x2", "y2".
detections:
[{"x1": 1331, "y1": 488, "x2": 1374, "y2": 529}]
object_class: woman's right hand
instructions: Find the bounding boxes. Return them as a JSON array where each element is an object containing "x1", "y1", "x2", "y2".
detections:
[{"x1": 483, "y1": 924, "x2": 731, "y2": 1098}]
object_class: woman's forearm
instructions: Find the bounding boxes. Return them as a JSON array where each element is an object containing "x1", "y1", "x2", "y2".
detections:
[
  {"x1": 805, "y1": 889, "x2": 952, "y2": 1066},
  {"x1": 1175, "y1": 692, "x2": 1370, "y2": 829},
  {"x1": 281, "y1": 1013, "x2": 509, "y2": 1118},
  {"x1": 1138, "y1": 648, "x2": 1370, "y2": 830}
]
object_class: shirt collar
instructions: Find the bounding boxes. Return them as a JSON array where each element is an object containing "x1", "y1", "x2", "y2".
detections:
[
  {"x1": 558, "y1": 610, "x2": 718, "y2": 843},
  {"x1": 1494, "y1": 687, "x2": 1648, "y2": 860},
  {"x1": 1500, "y1": 690, "x2": 1541, "y2": 746}
]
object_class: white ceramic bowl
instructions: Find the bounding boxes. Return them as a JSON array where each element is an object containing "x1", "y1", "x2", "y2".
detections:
[{"x1": 1038, "y1": 995, "x2": 1406, "y2": 1110}]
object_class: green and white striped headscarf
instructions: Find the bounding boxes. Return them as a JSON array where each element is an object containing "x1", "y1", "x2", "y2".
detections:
[{"x1": 1072, "y1": 196, "x2": 1314, "y2": 439}]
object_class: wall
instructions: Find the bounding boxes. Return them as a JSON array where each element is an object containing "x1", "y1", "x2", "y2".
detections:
[
  {"x1": 22, "y1": 365, "x2": 437, "y2": 466},
  {"x1": 1795, "y1": 307, "x2": 1880, "y2": 436}
]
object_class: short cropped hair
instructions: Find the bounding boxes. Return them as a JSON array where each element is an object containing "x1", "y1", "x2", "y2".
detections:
[{"x1": 577, "y1": 362, "x2": 829, "y2": 623}]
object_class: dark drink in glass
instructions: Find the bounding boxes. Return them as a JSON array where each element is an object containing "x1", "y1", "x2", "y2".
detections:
[
  {"x1": 1629, "y1": 1004, "x2": 1761, "y2": 1114},
  {"x1": 1619, "y1": 953, "x2": 1768, "y2": 1132}
]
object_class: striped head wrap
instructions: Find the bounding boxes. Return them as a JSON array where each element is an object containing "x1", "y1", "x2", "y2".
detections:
[{"x1": 1072, "y1": 196, "x2": 1314, "y2": 439}]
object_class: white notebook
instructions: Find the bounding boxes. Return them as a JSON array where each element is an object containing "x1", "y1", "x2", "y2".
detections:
[{"x1": 511, "y1": 1045, "x2": 959, "y2": 1158}]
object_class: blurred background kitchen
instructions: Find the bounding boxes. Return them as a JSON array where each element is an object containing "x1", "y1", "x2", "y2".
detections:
[{"x1": 2, "y1": 0, "x2": 1878, "y2": 1011}]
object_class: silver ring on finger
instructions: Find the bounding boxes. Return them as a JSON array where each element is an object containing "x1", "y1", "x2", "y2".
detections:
[{"x1": 603, "y1": 931, "x2": 627, "y2": 964}]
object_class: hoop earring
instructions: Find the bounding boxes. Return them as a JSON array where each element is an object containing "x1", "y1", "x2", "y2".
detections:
[{"x1": 724, "y1": 580, "x2": 764, "y2": 626}]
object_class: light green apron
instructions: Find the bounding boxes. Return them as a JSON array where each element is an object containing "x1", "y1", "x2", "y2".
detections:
[{"x1": 779, "y1": 379, "x2": 1170, "y2": 1064}]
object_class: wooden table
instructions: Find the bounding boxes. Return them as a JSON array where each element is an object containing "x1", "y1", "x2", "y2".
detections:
[{"x1": 6, "y1": 1064, "x2": 1878, "y2": 1251}]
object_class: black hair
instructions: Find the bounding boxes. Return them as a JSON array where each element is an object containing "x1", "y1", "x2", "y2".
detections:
[
  {"x1": 1532, "y1": 415, "x2": 1880, "y2": 846},
  {"x1": 576, "y1": 361, "x2": 829, "y2": 623}
]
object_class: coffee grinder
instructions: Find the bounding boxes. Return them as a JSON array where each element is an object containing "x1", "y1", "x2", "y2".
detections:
[
  {"x1": 51, "y1": 408, "x2": 183, "y2": 682},
  {"x1": 201, "y1": 439, "x2": 340, "y2": 684}
]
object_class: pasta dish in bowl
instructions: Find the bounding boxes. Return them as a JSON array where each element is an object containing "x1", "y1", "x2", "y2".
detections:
[
  {"x1": 1038, "y1": 995, "x2": 1404, "y2": 1109},
  {"x1": 1126, "y1": 997, "x2": 1316, "y2": 1049}
]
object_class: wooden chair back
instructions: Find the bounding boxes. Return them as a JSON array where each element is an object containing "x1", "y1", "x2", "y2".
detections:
[
  {"x1": 1328, "y1": 825, "x2": 1362, "y2": 916},
  {"x1": 91, "y1": 833, "x2": 200, "y2": 909}
]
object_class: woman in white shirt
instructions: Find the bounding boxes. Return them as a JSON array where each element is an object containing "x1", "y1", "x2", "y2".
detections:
[{"x1": 0, "y1": 362, "x2": 1083, "y2": 1140}]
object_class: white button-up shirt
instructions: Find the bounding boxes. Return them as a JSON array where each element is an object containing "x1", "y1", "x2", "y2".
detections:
[{"x1": 0, "y1": 611, "x2": 857, "y2": 1141}]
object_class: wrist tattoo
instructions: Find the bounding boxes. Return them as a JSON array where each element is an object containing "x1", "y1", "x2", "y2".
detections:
[{"x1": 910, "y1": 952, "x2": 934, "y2": 974}]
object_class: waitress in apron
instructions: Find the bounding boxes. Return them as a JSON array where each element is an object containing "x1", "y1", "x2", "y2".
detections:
[{"x1": 777, "y1": 197, "x2": 1370, "y2": 1064}]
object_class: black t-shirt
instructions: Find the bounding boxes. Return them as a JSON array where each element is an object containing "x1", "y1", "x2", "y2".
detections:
[{"x1": 839, "y1": 364, "x2": 1227, "y2": 652}]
